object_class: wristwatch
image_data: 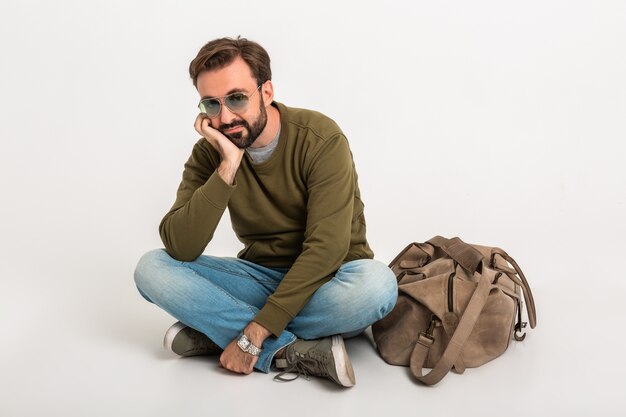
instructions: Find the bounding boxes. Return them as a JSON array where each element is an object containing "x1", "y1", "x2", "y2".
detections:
[{"x1": 236, "y1": 333, "x2": 263, "y2": 356}]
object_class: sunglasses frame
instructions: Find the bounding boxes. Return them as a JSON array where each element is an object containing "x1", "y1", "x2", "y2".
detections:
[{"x1": 198, "y1": 84, "x2": 263, "y2": 117}]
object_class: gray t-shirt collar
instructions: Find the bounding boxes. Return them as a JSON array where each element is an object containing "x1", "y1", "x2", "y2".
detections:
[{"x1": 246, "y1": 125, "x2": 281, "y2": 164}]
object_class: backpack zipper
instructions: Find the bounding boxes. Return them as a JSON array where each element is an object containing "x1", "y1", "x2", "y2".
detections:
[{"x1": 447, "y1": 272, "x2": 455, "y2": 312}]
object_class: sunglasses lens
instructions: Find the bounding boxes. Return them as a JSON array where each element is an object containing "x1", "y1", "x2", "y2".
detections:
[
  {"x1": 199, "y1": 91, "x2": 253, "y2": 116},
  {"x1": 199, "y1": 99, "x2": 221, "y2": 117},
  {"x1": 225, "y1": 93, "x2": 249, "y2": 112}
]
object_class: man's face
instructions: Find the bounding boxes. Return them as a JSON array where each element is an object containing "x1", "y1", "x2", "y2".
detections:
[{"x1": 196, "y1": 56, "x2": 268, "y2": 148}]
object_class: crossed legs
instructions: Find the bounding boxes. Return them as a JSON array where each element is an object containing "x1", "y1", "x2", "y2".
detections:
[{"x1": 133, "y1": 248, "x2": 397, "y2": 373}]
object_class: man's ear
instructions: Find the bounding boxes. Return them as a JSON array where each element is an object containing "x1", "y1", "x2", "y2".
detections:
[{"x1": 261, "y1": 80, "x2": 274, "y2": 105}]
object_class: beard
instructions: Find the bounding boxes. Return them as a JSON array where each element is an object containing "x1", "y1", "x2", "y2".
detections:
[{"x1": 218, "y1": 100, "x2": 268, "y2": 149}]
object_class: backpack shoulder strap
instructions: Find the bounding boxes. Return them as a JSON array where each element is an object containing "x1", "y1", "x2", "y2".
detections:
[{"x1": 409, "y1": 270, "x2": 493, "y2": 385}]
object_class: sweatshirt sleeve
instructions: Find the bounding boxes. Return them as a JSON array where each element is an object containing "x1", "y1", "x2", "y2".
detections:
[
  {"x1": 252, "y1": 134, "x2": 356, "y2": 336},
  {"x1": 159, "y1": 139, "x2": 236, "y2": 261}
]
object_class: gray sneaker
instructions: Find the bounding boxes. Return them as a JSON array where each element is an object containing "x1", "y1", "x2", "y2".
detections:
[
  {"x1": 163, "y1": 321, "x2": 222, "y2": 357},
  {"x1": 273, "y1": 335, "x2": 356, "y2": 387}
]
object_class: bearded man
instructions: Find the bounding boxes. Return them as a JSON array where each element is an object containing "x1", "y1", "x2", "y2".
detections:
[{"x1": 134, "y1": 36, "x2": 397, "y2": 387}]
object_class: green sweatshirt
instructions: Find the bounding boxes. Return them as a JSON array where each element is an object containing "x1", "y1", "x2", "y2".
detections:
[{"x1": 159, "y1": 101, "x2": 374, "y2": 336}]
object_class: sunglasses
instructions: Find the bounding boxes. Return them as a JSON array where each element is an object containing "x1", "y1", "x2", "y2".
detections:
[{"x1": 198, "y1": 84, "x2": 262, "y2": 118}]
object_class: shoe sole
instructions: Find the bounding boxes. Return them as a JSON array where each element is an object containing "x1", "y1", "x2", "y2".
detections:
[
  {"x1": 331, "y1": 335, "x2": 356, "y2": 387},
  {"x1": 163, "y1": 321, "x2": 187, "y2": 355}
]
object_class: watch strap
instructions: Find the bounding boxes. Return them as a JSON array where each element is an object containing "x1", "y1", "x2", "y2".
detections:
[{"x1": 237, "y1": 333, "x2": 262, "y2": 356}]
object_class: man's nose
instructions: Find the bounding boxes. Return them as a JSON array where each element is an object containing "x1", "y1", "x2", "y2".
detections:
[{"x1": 217, "y1": 104, "x2": 237, "y2": 125}]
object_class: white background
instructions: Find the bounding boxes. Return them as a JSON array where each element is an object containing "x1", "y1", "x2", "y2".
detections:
[{"x1": 1, "y1": 0, "x2": 625, "y2": 416}]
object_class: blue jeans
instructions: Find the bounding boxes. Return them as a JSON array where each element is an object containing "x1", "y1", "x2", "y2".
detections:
[{"x1": 133, "y1": 248, "x2": 397, "y2": 373}]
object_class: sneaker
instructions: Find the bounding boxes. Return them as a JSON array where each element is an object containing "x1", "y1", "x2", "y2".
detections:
[
  {"x1": 273, "y1": 335, "x2": 356, "y2": 387},
  {"x1": 163, "y1": 321, "x2": 222, "y2": 357}
]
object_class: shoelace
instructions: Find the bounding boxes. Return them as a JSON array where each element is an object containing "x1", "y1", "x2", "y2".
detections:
[{"x1": 273, "y1": 355, "x2": 330, "y2": 383}]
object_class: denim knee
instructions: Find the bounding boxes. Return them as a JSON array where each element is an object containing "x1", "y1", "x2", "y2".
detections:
[
  {"x1": 133, "y1": 248, "x2": 173, "y2": 302},
  {"x1": 287, "y1": 259, "x2": 398, "y2": 339},
  {"x1": 361, "y1": 259, "x2": 398, "y2": 320},
  {"x1": 325, "y1": 258, "x2": 398, "y2": 321}
]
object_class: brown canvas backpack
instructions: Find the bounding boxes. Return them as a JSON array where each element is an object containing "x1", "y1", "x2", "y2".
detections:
[{"x1": 372, "y1": 236, "x2": 537, "y2": 385}]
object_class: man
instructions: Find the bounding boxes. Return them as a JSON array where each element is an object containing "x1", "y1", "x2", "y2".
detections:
[{"x1": 133, "y1": 36, "x2": 397, "y2": 387}]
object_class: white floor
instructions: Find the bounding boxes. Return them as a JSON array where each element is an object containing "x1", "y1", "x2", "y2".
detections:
[{"x1": 1, "y1": 248, "x2": 624, "y2": 417}]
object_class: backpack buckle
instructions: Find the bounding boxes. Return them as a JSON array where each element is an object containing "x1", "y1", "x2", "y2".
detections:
[
  {"x1": 417, "y1": 332, "x2": 435, "y2": 347},
  {"x1": 418, "y1": 315, "x2": 439, "y2": 346}
]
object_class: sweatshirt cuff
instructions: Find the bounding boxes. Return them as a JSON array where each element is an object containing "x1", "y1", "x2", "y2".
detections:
[
  {"x1": 198, "y1": 171, "x2": 236, "y2": 209},
  {"x1": 253, "y1": 301, "x2": 293, "y2": 337}
]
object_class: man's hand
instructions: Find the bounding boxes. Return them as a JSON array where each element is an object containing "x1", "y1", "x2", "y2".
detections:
[
  {"x1": 219, "y1": 322, "x2": 272, "y2": 375},
  {"x1": 194, "y1": 114, "x2": 244, "y2": 185},
  {"x1": 219, "y1": 339, "x2": 258, "y2": 374}
]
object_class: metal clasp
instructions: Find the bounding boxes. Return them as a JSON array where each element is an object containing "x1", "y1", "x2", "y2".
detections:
[
  {"x1": 514, "y1": 299, "x2": 528, "y2": 341},
  {"x1": 426, "y1": 315, "x2": 438, "y2": 336},
  {"x1": 418, "y1": 315, "x2": 439, "y2": 345}
]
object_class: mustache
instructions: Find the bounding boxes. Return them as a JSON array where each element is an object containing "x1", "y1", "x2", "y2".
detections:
[{"x1": 219, "y1": 120, "x2": 246, "y2": 131}]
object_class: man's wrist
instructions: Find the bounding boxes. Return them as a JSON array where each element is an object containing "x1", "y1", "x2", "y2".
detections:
[
  {"x1": 217, "y1": 160, "x2": 240, "y2": 185},
  {"x1": 244, "y1": 321, "x2": 272, "y2": 347}
]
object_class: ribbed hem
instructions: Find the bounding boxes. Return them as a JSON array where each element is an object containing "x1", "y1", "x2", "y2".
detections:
[{"x1": 253, "y1": 301, "x2": 294, "y2": 337}]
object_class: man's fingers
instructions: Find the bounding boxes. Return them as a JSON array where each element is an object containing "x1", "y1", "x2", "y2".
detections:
[
  {"x1": 243, "y1": 355, "x2": 256, "y2": 374},
  {"x1": 219, "y1": 353, "x2": 256, "y2": 374},
  {"x1": 194, "y1": 114, "x2": 212, "y2": 136},
  {"x1": 195, "y1": 117, "x2": 223, "y2": 148},
  {"x1": 193, "y1": 113, "x2": 203, "y2": 131}
]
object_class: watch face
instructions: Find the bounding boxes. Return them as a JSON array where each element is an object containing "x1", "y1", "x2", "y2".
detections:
[{"x1": 238, "y1": 336, "x2": 250, "y2": 349}]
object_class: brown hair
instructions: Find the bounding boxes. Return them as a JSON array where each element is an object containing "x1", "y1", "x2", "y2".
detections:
[{"x1": 189, "y1": 36, "x2": 271, "y2": 88}]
